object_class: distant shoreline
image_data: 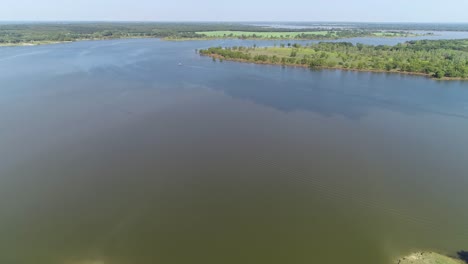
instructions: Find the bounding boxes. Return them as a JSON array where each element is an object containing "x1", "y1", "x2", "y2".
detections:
[
  {"x1": 164, "y1": 31, "x2": 425, "y2": 41},
  {"x1": 0, "y1": 22, "x2": 465, "y2": 48},
  {"x1": 0, "y1": 41, "x2": 69, "y2": 47},
  {"x1": 0, "y1": 32, "x2": 430, "y2": 47},
  {"x1": 163, "y1": 35, "x2": 420, "y2": 41},
  {"x1": 0, "y1": 36, "x2": 160, "y2": 47}
]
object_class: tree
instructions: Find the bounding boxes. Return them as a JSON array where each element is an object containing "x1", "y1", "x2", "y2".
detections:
[
  {"x1": 327, "y1": 61, "x2": 337, "y2": 67},
  {"x1": 434, "y1": 70, "x2": 445, "y2": 79},
  {"x1": 271, "y1": 55, "x2": 279, "y2": 63}
]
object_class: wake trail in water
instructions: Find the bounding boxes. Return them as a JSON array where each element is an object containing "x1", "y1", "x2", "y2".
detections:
[
  {"x1": 183, "y1": 65, "x2": 213, "y2": 70},
  {"x1": 0, "y1": 50, "x2": 49, "y2": 62}
]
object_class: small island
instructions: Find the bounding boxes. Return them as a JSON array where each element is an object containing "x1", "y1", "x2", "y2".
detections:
[{"x1": 199, "y1": 39, "x2": 468, "y2": 80}]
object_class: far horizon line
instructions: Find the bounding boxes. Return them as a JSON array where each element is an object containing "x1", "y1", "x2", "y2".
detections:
[{"x1": 1, "y1": 20, "x2": 468, "y2": 24}]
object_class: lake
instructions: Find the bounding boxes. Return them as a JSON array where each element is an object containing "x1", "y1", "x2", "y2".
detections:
[{"x1": 1, "y1": 37, "x2": 468, "y2": 264}]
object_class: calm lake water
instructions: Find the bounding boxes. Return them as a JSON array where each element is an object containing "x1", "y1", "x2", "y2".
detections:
[{"x1": 1, "y1": 37, "x2": 468, "y2": 264}]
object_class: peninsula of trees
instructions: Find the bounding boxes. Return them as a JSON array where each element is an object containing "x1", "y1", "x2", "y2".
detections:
[{"x1": 199, "y1": 39, "x2": 468, "y2": 80}]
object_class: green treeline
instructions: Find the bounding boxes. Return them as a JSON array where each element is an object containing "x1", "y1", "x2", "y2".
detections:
[
  {"x1": 193, "y1": 30, "x2": 416, "y2": 40},
  {"x1": 199, "y1": 40, "x2": 468, "y2": 79},
  {"x1": 2, "y1": 23, "x2": 294, "y2": 44},
  {"x1": 0, "y1": 23, "x2": 216, "y2": 44},
  {"x1": 0, "y1": 23, "x2": 419, "y2": 45}
]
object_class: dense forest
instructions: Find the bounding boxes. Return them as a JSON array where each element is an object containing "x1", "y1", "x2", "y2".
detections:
[
  {"x1": 199, "y1": 39, "x2": 468, "y2": 79},
  {"x1": 0, "y1": 23, "x2": 220, "y2": 43}
]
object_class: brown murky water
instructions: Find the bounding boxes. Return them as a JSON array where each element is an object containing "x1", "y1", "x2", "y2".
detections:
[{"x1": 1, "y1": 39, "x2": 468, "y2": 264}]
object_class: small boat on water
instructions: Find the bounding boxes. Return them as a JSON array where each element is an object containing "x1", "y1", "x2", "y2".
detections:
[{"x1": 178, "y1": 62, "x2": 183, "y2": 66}]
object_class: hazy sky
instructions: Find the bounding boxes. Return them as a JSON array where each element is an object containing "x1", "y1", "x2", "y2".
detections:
[{"x1": 1, "y1": 0, "x2": 468, "y2": 22}]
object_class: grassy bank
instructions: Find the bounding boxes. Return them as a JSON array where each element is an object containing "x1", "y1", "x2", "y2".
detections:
[{"x1": 199, "y1": 40, "x2": 468, "y2": 80}]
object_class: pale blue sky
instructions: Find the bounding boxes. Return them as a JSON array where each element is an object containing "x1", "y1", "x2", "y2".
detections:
[{"x1": 1, "y1": 0, "x2": 468, "y2": 22}]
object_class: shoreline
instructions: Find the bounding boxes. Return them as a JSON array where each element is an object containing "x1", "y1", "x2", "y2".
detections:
[
  {"x1": 0, "y1": 36, "x2": 163, "y2": 47},
  {"x1": 0, "y1": 41, "x2": 71, "y2": 47},
  {"x1": 0, "y1": 32, "x2": 429, "y2": 47},
  {"x1": 397, "y1": 252, "x2": 464, "y2": 264},
  {"x1": 202, "y1": 53, "x2": 468, "y2": 81},
  {"x1": 163, "y1": 33, "x2": 425, "y2": 42}
]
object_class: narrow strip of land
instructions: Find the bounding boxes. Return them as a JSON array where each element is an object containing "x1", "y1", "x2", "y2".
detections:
[
  {"x1": 199, "y1": 39, "x2": 468, "y2": 80},
  {"x1": 183, "y1": 30, "x2": 422, "y2": 40}
]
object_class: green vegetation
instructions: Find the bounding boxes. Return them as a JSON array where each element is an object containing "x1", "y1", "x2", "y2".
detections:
[
  {"x1": 194, "y1": 30, "x2": 417, "y2": 40},
  {"x1": 0, "y1": 22, "x2": 422, "y2": 46},
  {"x1": 397, "y1": 252, "x2": 464, "y2": 264},
  {"x1": 199, "y1": 39, "x2": 468, "y2": 80},
  {"x1": 0, "y1": 23, "x2": 209, "y2": 45}
]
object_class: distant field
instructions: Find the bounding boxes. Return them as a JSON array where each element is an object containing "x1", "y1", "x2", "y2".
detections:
[
  {"x1": 372, "y1": 31, "x2": 411, "y2": 37},
  {"x1": 196, "y1": 31, "x2": 335, "y2": 38},
  {"x1": 249, "y1": 47, "x2": 318, "y2": 57},
  {"x1": 249, "y1": 47, "x2": 342, "y2": 65}
]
